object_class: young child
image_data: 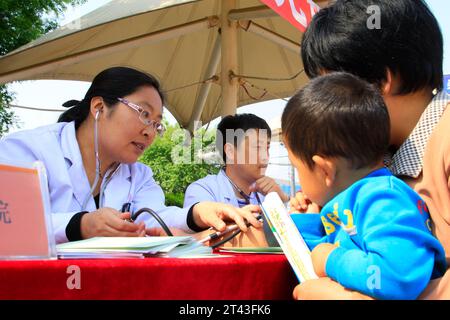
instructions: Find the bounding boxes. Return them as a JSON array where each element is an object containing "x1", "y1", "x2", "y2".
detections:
[{"x1": 281, "y1": 72, "x2": 446, "y2": 300}]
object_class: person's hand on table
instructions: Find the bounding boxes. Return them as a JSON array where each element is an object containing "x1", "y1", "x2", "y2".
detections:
[
  {"x1": 146, "y1": 225, "x2": 268, "y2": 247},
  {"x1": 80, "y1": 207, "x2": 146, "y2": 239},
  {"x1": 146, "y1": 225, "x2": 268, "y2": 248},
  {"x1": 145, "y1": 227, "x2": 212, "y2": 242},
  {"x1": 145, "y1": 202, "x2": 265, "y2": 247},
  {"x1": 192, "y1": 202, "x2": 263, "y2": 233}
]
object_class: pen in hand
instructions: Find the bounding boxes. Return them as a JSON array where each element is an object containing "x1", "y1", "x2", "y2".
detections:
[
  {"x1": 199, "y1": 214, "x2": 263, "y2": 244},
  {"x1": 121, "y1": 202, "x2": 133, "y2": 222}
]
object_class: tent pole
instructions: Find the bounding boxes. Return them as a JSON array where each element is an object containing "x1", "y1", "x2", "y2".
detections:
[
  {"x1": 187, "y1": 35, "x2": 221, "y2": 133},
  {"x1": 289, "y1": 164, "x2": 296, "y2": 198},
  {"x1": 220, "y1": 0, "x2": 239, "y2": 117}
]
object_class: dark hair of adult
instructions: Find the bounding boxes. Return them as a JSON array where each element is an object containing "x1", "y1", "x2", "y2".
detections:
[
  {"x1": 282, "y1": 72, "x2": 390, "y2": 170},
  {"x1": 58, "y1": 66, "x2": 165, "y2": 129},
  {"x1": 216, "y1": 113, "x2": 272, "y2": 163},
  {"x1": 301, "y1": 0, "x2": 443, "y2": 94}
]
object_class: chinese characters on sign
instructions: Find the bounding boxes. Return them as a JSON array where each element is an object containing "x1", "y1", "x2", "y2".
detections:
[{"x1": 0, "y1": 200, "x2": 11, "y2": 224}]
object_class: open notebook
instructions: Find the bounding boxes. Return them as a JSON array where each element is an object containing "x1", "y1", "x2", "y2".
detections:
[
  {"x1": 217, "y1": 247, "x2": 284, "y2": 254},
  {"x1": 259, "y1": 192, "x2": 318, "y2": 283},
  {"x1": 56, "y1": 236, "x2": 215, "y2": 259}
]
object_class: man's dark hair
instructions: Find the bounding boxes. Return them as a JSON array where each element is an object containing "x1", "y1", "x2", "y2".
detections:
[
  {"x1": 282, "y1": 72, "x2": 390, "y2": 169},
  {"x1": 216, "y1": 113, "x2": 271, "y2": 163},
  {"x1": 301, "y1": 0, "x2": 443, "y2": 94}
]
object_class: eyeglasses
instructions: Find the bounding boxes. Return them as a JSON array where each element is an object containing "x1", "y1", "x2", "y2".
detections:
[{"x1": 117, "y1": 97, "x2": 166, "y2": 136}]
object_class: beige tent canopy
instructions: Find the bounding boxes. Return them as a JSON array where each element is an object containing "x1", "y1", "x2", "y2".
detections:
[{"x1": 0, "y1": 0, "x2": 327, "y2": 131}]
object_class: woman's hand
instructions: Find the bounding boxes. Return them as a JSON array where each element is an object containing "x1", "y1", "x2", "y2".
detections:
[
  {"x1": 289, "y1": 191, "x2": 321, "y2": 213},
  {"x1": 192, "y1": 202, "x2": 263, "y2": 233},
  {"x1": 80, "y1": 207, "x2": 145, "y2": 239},
  {"x1": 146, "y1": 225, "x2": 269, "y2": 248},
  {"x1": 254, "y1": 176, "x2": 289, "y2": 202}
]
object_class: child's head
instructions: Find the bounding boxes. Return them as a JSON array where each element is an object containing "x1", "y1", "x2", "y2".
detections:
[{"x1": 282, "y1": 72, "x2": 390, "y2": 205}]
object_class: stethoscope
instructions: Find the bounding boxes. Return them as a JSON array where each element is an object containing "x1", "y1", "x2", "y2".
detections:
[
  {"x1": 221, "y1": 168, "x2": 254, "y2": 205},
  {"x1": 206, "y1": 168, "x2": 263, "y2": 248},
  {"x1": 80, "y1": 110, "x2": 133, "y2": 211},
  {"x1": 79, "y1": 110, "x2": 172, "y2": 235}
]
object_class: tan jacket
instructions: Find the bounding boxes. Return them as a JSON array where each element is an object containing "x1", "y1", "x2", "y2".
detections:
[{"x1": 404, "y1": 105, "x2": 450, "y2": 299}]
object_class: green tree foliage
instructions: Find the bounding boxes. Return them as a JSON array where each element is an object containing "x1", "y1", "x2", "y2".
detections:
[
  {"x1": 139, "y1": 123, "x2": 220, "y2": 207},
  {"x1": 0, "y1": 85, "x2": 15, "y2": 136},
  {"x1": 0, "y1": 0, "x2": 86, "y2": 136}
]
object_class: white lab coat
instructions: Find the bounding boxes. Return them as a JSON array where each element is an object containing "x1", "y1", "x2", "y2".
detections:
[
  {"x1": 183, "y1": 170, "x2": 278, "y2": 246},
  {"x1": 0, "y1": 121, "x2": 192, "y2": 243},
  {"x1": 184, "y1": 169, "x2": 265, "y2": 208}
]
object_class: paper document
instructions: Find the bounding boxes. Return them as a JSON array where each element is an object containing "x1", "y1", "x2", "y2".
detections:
[
  {"x1": 57, "y1": 236, "x2": 191, "y2": 250},
  {"x1": 260, "y1": 192, "x2": 318, "y2": 282},
  {"x1": 217, "y1": 247, "x2": 284, "y2": 254},
  {"x1": 56, "y1": 236, "x2": 214, "y2": 259}
]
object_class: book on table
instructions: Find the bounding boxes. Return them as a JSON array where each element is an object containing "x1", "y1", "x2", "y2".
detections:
[
  {"x1": 56, "y1": 236, "x2": 214, "y2": 259},
  {"x1": 216, "y1": 247, "x2": 284, "y2": 254}
]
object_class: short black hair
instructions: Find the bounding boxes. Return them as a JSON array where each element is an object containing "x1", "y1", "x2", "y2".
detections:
[
  {"x1": 282, "y1": 72, "x2": 390, "y2": 169},
  {"x1": 301, "y1": 0, "x2": 443, "y2": 94},
  {"x1": 216, "y1": 113, "x2": 271, "y2": 163}
]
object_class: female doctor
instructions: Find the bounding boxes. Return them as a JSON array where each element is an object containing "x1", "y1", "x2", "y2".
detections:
[{"x1": 0, "y1": 67, "x2": 262, "y2": 243}]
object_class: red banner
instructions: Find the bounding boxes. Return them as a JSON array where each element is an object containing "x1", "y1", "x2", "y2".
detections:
[{"x1": 260, "y1": 0, "x2": 321, "y2": 32}]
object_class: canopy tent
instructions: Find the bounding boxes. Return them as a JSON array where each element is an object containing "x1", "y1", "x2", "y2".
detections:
[{"x1": 0, "y1": 0, "x2": 328, "y2": 131}]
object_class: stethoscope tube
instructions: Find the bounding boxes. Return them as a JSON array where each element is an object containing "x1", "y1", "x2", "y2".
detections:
[
  {"x1": 132, "y1": 208, "x2": 173, "y2": 236},
  {"x1": 222, "y1": 168, "x2": 253, "y2": 205},
  {"x1": 211, "y1": 169, "x2": 263, "y2": 248},
  {"x1": 79, "y1": 112, "x2": 164, "y2": 238},
  {"x1": 81, "y1": 111, "x2": 102, "y2": 211}
]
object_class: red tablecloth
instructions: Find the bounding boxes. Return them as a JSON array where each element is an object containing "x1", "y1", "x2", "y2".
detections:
[{"x1": 0, "y1": 254, "x2": 297, "y2": 300}]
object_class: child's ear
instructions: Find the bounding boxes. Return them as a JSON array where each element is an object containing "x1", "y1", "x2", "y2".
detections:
[{"x1": 312, "y1": 155, "x2": 336, "y2": 187}]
